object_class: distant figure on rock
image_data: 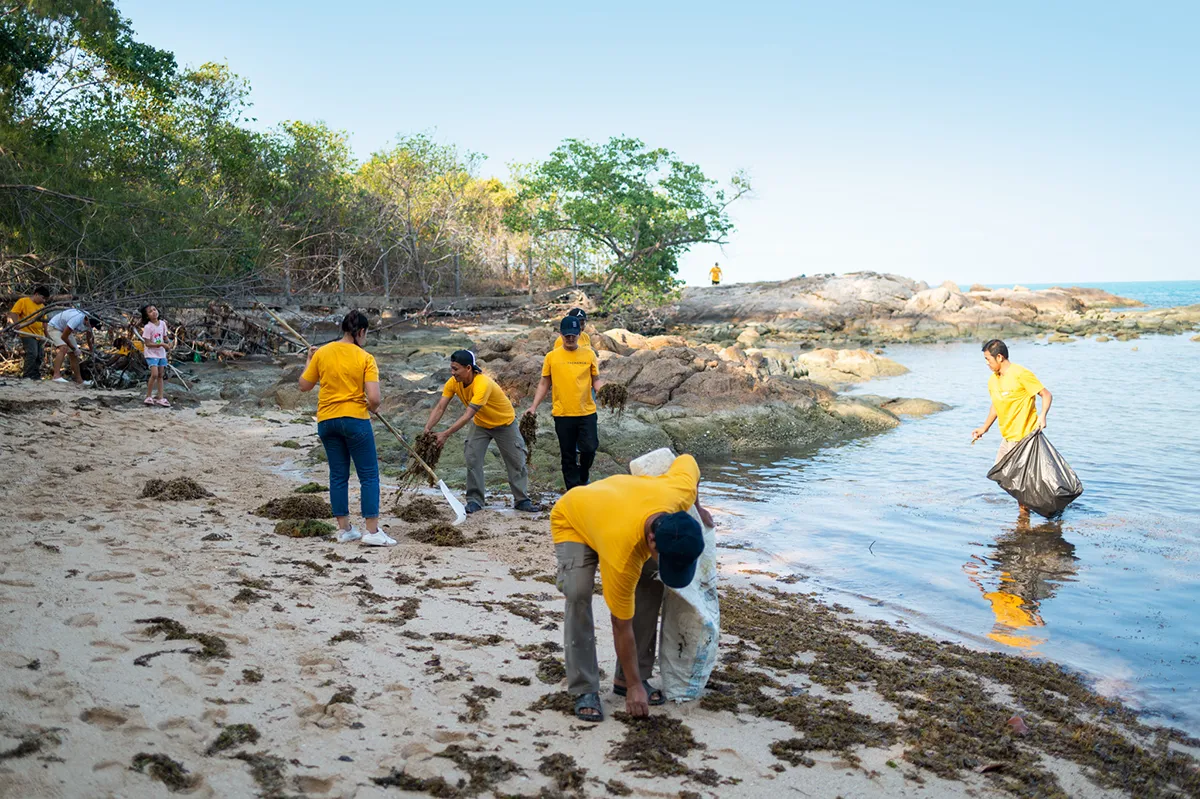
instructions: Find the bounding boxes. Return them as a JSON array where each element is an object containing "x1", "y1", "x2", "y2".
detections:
[
  {"x1": 550, "y1": 453, "x2": 712, "y2": 722},
  {"x1": 424, "y1": 350, "x2": 539, "y2": 514},
  {"x1": 298, "y1": 310, "x2": 395, "y2": 546},
  {"x1": 6, "y1": 285, "x2": 49, "y2": 380},
  {"x1": 709, "y1": 263, "x2": 722, "y2": 286},
  {"x1": 46, "y1": 308, "x2": 102, "y2": 386},
  {"x1": 525, "y1": 314, "x2": 607, "y2": 490},
  {"x1": 971, "y1": 339, "x2": 1053, "y2": 518},
  {"x1": 553, "y1": 307, "x2": 592, "y2": 350}
]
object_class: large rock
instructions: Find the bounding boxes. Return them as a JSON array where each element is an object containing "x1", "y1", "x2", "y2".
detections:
[{"x1": 794, "y1": 348, "x2": 908, "y2": 385}]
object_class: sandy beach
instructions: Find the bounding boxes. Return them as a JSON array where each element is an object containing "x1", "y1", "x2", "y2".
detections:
[{"x1": 2, "y1": 378, "x2": 1198, "y2": 799}]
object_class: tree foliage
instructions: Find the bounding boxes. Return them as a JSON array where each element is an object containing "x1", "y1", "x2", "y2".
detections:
[{"x1": 511, "y1": 136, "x2": 750, "y2": 299}]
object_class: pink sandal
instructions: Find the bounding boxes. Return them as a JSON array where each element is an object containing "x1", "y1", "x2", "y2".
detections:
[
  {"x1": 156, "y1": 398, "x2": 171, "y2": 407},
  {"x1": 143, "y1": 396, "x2": 156, "y2": 406}
]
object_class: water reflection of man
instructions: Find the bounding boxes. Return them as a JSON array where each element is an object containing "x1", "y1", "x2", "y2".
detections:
[{"x1": 963, "y1": 520, "x2": 1078, "y2": 648}]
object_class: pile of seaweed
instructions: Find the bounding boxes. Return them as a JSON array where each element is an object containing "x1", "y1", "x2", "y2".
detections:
[
  {"x1": 255, "y1": 495, "x2": 331, "y2": 519},
  {"x1": 274, "y1": 519, "x2": 334, "y2": 538},
  {"x1": 410, "y1": 522, "x2": 467, "y2": 547},
  {"x1": 597, "y1": 383, "x2": 628, "y2": 418},
  {"x1": 519, "y1": 413, "x2": 538, "y2": 464},
  {"x1": 141, "y1": 477, "x2": 212, "y2": 501},
  {"x1": 395, "y1": 496, "x2": 448, "y2": 523}
]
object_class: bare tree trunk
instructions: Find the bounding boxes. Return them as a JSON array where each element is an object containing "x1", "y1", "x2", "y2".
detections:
[
  {"x1": 454, "y1": 252, "x2": 461, "y2": 297},
  {"x1": 572, "y1": 249, "x2": 578, "y2": 287},
  {"x1": 283, "y1": 254, "x2": 291, "y2": 296},
  {"x1": 526, "y1": 244, "x2": 534, "y2": 297},
  {"x1": 337, "y1": 247, "x2": 345, "y2": 303},
  {"x1": 380, "y1": 240, "x2": 390, "y2": 302}
]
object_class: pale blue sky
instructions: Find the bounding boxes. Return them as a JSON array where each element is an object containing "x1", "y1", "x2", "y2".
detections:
[{"x1": 122, "y1": 1, "x2": 1198, "y2": 287}]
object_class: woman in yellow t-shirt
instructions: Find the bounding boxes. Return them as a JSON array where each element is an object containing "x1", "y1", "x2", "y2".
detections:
[
  {"x1": 424, "y1": 350, "x2": 539, "y2": 514},
  {"x1": 298, "y1": 310, "x2": 394, "y2": 546}
]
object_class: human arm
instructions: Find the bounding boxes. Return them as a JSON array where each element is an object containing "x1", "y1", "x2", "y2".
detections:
[
  {"x1": 435, "y1": 404, "x2": 480, "y2": 447},
  {"x1": 424, "y1": 395, "x2": 453, "y2": 434},
  {"x1": 610, "y1": 615, "x2": 650, "y2": 716},
  {"x1": 297, "y1": 347, "x2": 318, "y2": 391},
  {"x1": 1038, "y1": 388, "x2": 1052, "y2": 429},
  {"x1": 694, "y1": 490, "x2": 714, "y2": 529},
  {"x1": 592, "y1": 373, "x2": 606, "y2": 392},
  {"x1": 526, "y1": 375, "x2": 551, "y2": 415},
  {"x1": 971, "y1": 406, "x2": 998, "y2": 442},
  {"x1": 365, "y1": 381, "x2": 381, "y2": 412}
]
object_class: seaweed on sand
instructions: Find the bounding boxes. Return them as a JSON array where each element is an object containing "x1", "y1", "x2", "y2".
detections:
[
  {"x1": 131, "y1": 753, "x2": 200, "y2": 792},
  {"x1": 255, "y1": 495, "x2": 331, "y2": 520},
  {"x1": 529, "y1": 692, "x2": 574, "y2": 717},
  {"x1": 141, "y1": 477, "x2": 213, "y2": 500},
  {"x1": 0, "y1": 730, "x2": 60, "y2": 760},
  {"x1": 274, "y1": 519, "x2": 335, "y2": 538},
  {"x1": 396, "y1": 496, "x2": 449, "y2": 522},
  {"x1": 609, "y1": 712, "x2": 707, "y2": 779},
  {"x1": 294, "y1": 482, "x2": 327, "y2": 494},
  {"x1": 536, "y1": 656, "x2": 566, "y2": 684},
  {"x1": 205, "y1": 723, "x2": 260, "y2": 756},
  {"x1": 136, "y1": 616, "x2": 228, "y2": 659},
  {"x1": 539, "y1": 753, "x2": 587, "y2": 792},
  {"x1": 410, "y1": 522, "x2": 467, "y2": 547}
]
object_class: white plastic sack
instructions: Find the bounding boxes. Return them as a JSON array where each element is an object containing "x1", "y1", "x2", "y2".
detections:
[{"x1": 630, "y1": 448, "x2": 720, "y2": 702}]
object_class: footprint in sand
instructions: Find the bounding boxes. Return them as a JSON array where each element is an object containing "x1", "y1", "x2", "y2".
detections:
[
  {"x1": 80, "y1": 707, "x2": 129, "y2": 730},
  {"x1": 66, "y1": 613, "x2": 100, "y2": 628},
  {"x1": 89, "y1": 640, "x2": 130, "y2": 652},
  {"x1": 86, "y1": 570, "x2": 136, "y2": 582}
]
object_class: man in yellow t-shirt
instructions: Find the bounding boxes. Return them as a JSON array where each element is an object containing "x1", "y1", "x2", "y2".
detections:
[
  {"x1": 6, "y1": 286, "x2": 50, "y2": 379},
  {"x1": 971, "y1": 340, "x2": 1053, "y2": 507},
  {"x1": 424, "y1": 349, "x2": 538, "y2": 514},
  {"x1": 526, "y1": 315, "x2": 606, "y2": 489},
  {"x1": 709, "y1": 263, "x2": 722, "y2": 286},
  {"x1": 550, "y1": 453, "x2": 712, "y2": 722},
  {"x1": 552, "y1": 307, "x2": 592, "y2": 351}
]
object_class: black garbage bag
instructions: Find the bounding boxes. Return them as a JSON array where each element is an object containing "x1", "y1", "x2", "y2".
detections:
[{"x1": 987, "y1": 430, "x2": 1083, "y2": 518}]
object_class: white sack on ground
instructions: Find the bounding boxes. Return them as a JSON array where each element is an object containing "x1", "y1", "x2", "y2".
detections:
[{"x1": 630, "y1": 447, "x2": 720, "y2": 702}]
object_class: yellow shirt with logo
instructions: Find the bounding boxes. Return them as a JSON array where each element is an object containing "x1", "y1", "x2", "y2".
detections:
[
  {"x1": 552, "y1": 331, "x2": 592, "y2": 351},
  {"x1": 10, "y1": 296, "x2": 45, "y2": 337},
  {"x1": 988, "y1": 364, "x2": 1045, "y2": 442},
  {"x1": 709, "y1": 267, "x2": 722, "y2": 283},
  {"x1": 541, "y1": 346, "x2": 598, "y2": 417},
  {"x1": 550, "y1": 455, "x2": 700, "y2": 619},
  {"x1": 300, "y1": 342, "x2": 380, "y2": 422},
  {"x1": 441, "y1": 373, "x2": 515, "y2": 429}
]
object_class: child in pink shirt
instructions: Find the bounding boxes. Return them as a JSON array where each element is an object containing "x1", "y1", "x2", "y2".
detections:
[{"x1": 140, "y1": 305, "x2": 170, "y2": 407}]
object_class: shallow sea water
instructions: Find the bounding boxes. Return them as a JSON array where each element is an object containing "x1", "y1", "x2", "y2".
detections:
[{"x1": 704, "y1": 333, "x2": 1200, "y2": 733}]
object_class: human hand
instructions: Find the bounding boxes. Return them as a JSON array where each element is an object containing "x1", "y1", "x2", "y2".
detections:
[
  {"x1": 1038, "y1": 416, "x2": 1047, "y2": 430},
  {"x1": 434, "y1": 430, "x2": 450, "y2": 448},
  {"x1": 524, "y1": 407, "x2": 536, "y2": 417},
  {"x1": 625, "y1": 683, "x2": 650, "y2": 717},
  {"x1": 698, "y1": 506, "x2": 714, "y2": 529},
  {"x1": 970, "y1": 427, "x2": 985, "y2": 443}
]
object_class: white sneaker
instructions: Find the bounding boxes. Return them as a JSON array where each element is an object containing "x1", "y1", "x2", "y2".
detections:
[
  {"x1": 82, "y1": 380, "x2": 94, "y2": 387},
  {"x1": 52, "y1": 377, "x2": 70, "y2": 384},
  {"x1": 360, "y1": 530, "x2": 397, "y2": 547},
  {"x1": 335, "y1": 526, "x2": 362, "y2": 543}
]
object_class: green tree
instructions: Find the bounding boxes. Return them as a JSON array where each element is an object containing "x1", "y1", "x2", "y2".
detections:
[{"x1": 511, "y1": 136, "x2": 749, "y2": 299}]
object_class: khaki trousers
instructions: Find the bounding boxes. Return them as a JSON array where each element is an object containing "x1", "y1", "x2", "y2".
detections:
[
  {"x1": 554, "y1": 541, "x2": 663, "y2": 696},
  {"x1": 464, "y1": 419, "x2": 530, "y2": 507}
]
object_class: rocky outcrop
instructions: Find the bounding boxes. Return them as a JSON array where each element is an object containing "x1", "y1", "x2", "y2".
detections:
[{"x1": 671, "y1": 272, "x2": 1191, "y2": 345}]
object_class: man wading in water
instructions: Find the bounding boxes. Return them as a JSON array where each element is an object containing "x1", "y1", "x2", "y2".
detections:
[
  {"x1": 525, "y1": 314, "x2": 606, "y2": 490},
  {"x1": 550, "y1": 453, "x2": 712, "y2": 722},
  {"x1": 971, "y1": 339, "x2": 1053, "y2": 518}
]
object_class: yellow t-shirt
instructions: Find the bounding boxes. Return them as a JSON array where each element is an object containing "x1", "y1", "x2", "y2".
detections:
[
  {"x1": 552, "y1": 331, "x2": 592, "y2": 350},
  {"x1": 551, "y1": 454, "x2": 700, "y2": 619},
  {"x1": 541, "y1": 346, "x2": 598, "y2": 417},
  {"x1": 441, "y1": 373, "x2": 515, "y2": 429},
  {"x1": 988, "y1": 364, "x2": 1045, "y2": 441},
  {"x1": 300, "y1": 342, "x2": 379, "y2": 422},
  {"x1": 709, "y1": 267, "x2": 722, "y2": 283},
  {"x1": 10, "y1": 296, "x2": 45, "y2": 337}
]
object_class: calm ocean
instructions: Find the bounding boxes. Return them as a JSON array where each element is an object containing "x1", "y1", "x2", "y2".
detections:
[
  {"x1": 956, "y1": 279, "x2": 1200, "y2": 309},
  {"x1": 707, "y1": 281, "x2": 1200, "y2": 734}
]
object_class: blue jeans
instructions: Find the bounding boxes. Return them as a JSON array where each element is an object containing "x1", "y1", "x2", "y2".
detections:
[{"x1": 317, "y1": 416, "x2": 380, "y2": 519}]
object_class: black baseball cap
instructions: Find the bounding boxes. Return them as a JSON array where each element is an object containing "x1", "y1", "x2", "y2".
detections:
[
  {"x1": 652, "y1": 512, "x2": 705, "y2": 588},
  {"x1": 560, "y1": 315, "x2": 582, "y2": 336},
  {"x1": 450, "y1": 349, "x2": 481, "y2": 373}
]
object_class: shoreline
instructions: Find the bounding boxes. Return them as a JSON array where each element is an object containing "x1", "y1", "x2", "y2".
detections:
[{"x1": 2, "y1": 380, "x2": 1198, "y2": 798}]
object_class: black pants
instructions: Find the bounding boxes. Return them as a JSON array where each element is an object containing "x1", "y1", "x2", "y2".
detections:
[
  {"x1": 554, "y1": 413, "x2": 598, "y2": 490},
  {"x1": 22, "y1": 338, "x2": 44, "y2": 379}
]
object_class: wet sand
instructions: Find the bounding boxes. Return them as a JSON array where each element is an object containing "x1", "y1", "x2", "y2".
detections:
[{"x1": 1, "y1": 379, "x2": 1196, "y2": 798}]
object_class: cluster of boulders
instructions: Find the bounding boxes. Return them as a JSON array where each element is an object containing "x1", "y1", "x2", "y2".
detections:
[{"x1": 672, "y1": 272, "x2": 1199, "y2": 345}]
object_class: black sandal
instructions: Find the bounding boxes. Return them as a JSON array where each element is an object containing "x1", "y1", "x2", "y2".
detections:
[
  {"x1": 574, "y1": 692, "x2": 603, "y2": 722},
  {"x1": 612, "y1": 679, "x2": 666, "y2": 705}
]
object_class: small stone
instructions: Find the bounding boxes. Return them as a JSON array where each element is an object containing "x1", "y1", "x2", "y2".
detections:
[{"x1": 338, "y1": 755, "x2": 353, "y2": 762}]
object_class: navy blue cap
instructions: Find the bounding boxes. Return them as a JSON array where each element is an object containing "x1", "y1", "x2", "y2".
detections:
[
  {"x1": 653, "y1": 512, "x2": 704, "y2": 588},
  {"x1": 560, "y1": 315, "x2": 583, "y2": 336}
]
